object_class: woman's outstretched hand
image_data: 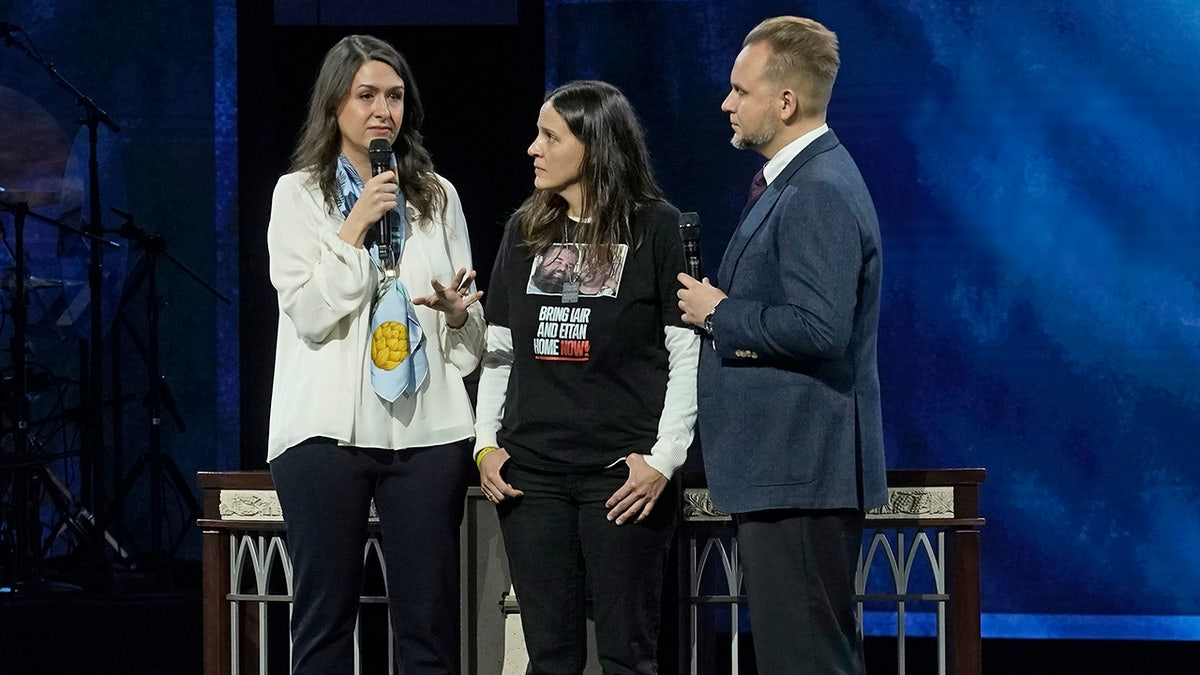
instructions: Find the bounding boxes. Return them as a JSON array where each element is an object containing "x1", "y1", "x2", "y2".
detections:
[{"x1": 412, "y1": 267, "x2": 483, "y2": 328}]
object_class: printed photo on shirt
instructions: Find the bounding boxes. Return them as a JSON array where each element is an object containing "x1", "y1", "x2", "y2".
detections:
[{"x1": 526, "y1": 243, "x2": 628, "y2": 298}]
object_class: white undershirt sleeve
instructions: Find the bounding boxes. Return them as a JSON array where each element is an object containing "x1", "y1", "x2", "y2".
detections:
[
  {"x1": 644, "y1": 325, "x2": 700, "y2": 479},
  {"x1": 473, "y1": 324, "x2": 513, "y2": 459}
]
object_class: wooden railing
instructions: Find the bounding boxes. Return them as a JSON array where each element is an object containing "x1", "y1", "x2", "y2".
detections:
[
  {"x1": 678, "y1": 469, "x2": 985, "y2": 675},
  {"x1": 198, "y1": 468, "x2": 984, "y2": 674}
]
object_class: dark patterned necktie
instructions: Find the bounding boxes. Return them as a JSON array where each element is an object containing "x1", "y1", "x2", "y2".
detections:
[{"x1": 748, "y1": 167, "x2": 767, "y2": 204}]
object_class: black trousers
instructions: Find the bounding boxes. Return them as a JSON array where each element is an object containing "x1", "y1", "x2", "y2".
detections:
[
  {"x1": 270, "y1": 438, "x2": 473, "y2": 674},
  {"x1": 496, "y1": 462, "x2": 678, "y2": 675},
  {"x1": 735, "y1": 509, "x2": 866, "y2": 675}
]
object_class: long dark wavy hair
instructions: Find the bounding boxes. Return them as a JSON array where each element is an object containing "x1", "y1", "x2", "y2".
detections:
[
  {"x1": 290, "y1": 35, "x2": 446, "y2": 224},
  {"x1": 516, "y1": 80, "x2": 665, "y2": 268}
]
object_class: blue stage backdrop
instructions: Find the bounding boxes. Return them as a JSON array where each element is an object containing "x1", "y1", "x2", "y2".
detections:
[
  {"x1": 4, "y1": 0, "x2": 1198, "y2": 640},
  {"x1": 0, "y1": 0, "x2": 237, "y2": 564},
  {"x1": 544, "y1": 0, "x2": 1200, "y2": 639}
]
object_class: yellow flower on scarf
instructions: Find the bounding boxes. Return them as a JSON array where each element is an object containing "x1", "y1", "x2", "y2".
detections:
[{"x1": 371, "y1": 321, "x2": 409, "y2": 370}]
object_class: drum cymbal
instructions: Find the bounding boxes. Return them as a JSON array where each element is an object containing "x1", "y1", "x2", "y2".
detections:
[
  {"x1": 0, "y1": 271, "x2": 77, "y2": 293},
  {"x1": 0, "y1": 188, "x2": 60, "y2": 209}
]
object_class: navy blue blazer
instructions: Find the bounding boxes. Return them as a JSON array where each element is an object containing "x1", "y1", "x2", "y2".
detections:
[{"x1": 698, "y1": 130, "x2": 888, "y2": 514}]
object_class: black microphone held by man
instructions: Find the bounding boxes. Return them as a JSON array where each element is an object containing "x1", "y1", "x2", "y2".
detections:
[{"x1": 678, "y1": 211, "x2": 703, "y2": 280}]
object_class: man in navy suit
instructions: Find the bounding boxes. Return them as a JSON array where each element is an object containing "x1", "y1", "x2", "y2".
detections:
[{"x1": 678, "y1": 15, "x2": 887, "y2": 674}]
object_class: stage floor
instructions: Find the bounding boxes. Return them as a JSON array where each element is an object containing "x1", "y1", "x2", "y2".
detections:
[{"x1": 1, "y1": 582, "x2": 1197, "y2": 674}]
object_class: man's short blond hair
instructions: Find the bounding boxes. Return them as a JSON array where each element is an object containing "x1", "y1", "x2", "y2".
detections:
[{"x1": 744, "y1": 16, "x2": 840, "y2": 117}]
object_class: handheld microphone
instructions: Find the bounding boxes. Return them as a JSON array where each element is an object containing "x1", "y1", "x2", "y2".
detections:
[
  {"x1": 368, "y1": 138, "x2": 395, "y2": 274},
  {"x1": 678, "y1": 212, "x2": 703, "y2": 280}
]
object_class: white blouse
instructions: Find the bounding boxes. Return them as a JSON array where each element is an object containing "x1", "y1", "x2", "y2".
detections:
[{"x1": 266, "y1": 169, "x2": 485, "y2": 462}]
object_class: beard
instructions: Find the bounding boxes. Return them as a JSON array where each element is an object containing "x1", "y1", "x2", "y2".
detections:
[
  {"x1": 730, "y1": 111, "x2": 777, "y2": 151},
  {"x1": 730, "y1": 124, "x2": 776, "y2": 151},
  {"x1": 532, "y1": 266, "x2": 567, "y2": 288},
  {"x1": 530, "y1": 255, "x2": 576, "y2": 293}
]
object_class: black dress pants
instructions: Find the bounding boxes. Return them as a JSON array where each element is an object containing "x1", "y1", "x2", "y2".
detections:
[
  {"x1": 271, "y1": 438, "x2": 473, "y2": 674},
  {"x1": 735, "y1": 509, "x2": 866, "y2": 675},
  {"x1": 496, "y1": 461, "x2": 677, "y2": 675}
]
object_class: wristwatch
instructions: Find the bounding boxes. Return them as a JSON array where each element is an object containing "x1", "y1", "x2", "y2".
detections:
[{"x1": 702, "y1": 305, "x2": 718, "y2": 335}]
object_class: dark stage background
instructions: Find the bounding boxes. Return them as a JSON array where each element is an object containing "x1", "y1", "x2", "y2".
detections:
[{"x1": 3, "y1": 0, "x2": 1200, "y2": 672}]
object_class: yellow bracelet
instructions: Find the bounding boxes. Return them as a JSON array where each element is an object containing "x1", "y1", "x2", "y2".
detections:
[{"x1": 475, "y1": 446, "x2": 498, "y2": 468}]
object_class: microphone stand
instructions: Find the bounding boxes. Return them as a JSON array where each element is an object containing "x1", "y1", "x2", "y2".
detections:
[
  {"x1": 105, "y1": 209, "x2": 229, "y2": 588},
  {"x1": 3, "y1": 24, "x2": 121, "y2": 553}
]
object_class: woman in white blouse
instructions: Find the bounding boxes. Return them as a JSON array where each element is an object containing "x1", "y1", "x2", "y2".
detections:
[{"x1": 266, "y1": 35, "x2": 484, "y2": 674}]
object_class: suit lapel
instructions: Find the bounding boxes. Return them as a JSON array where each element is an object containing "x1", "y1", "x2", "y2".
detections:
[
  {"x1": 717, "y1": 182, "x2": 780, "y2": 289},
  {"x1": 716, "y1": 131, "x2": 841, "y2": 290}
]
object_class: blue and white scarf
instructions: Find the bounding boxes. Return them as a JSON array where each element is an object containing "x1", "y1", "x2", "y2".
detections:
[{"x1": 335, "y1": 153, "x2": 428, "y2": 401}]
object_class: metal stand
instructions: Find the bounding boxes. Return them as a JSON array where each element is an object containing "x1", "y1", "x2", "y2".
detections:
[
  {"x1": 105, "y1": 210, "x2": 229, "y2": 587},
  {"x1": 1, "y1": 197, "x2": 38, "y2": 588},
  {"x1": 3, "y1": 21, "x2": 121, "y2": 561},
  {"x1": 1, "y1": 189, "x2": 119, "y2": 590}
]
